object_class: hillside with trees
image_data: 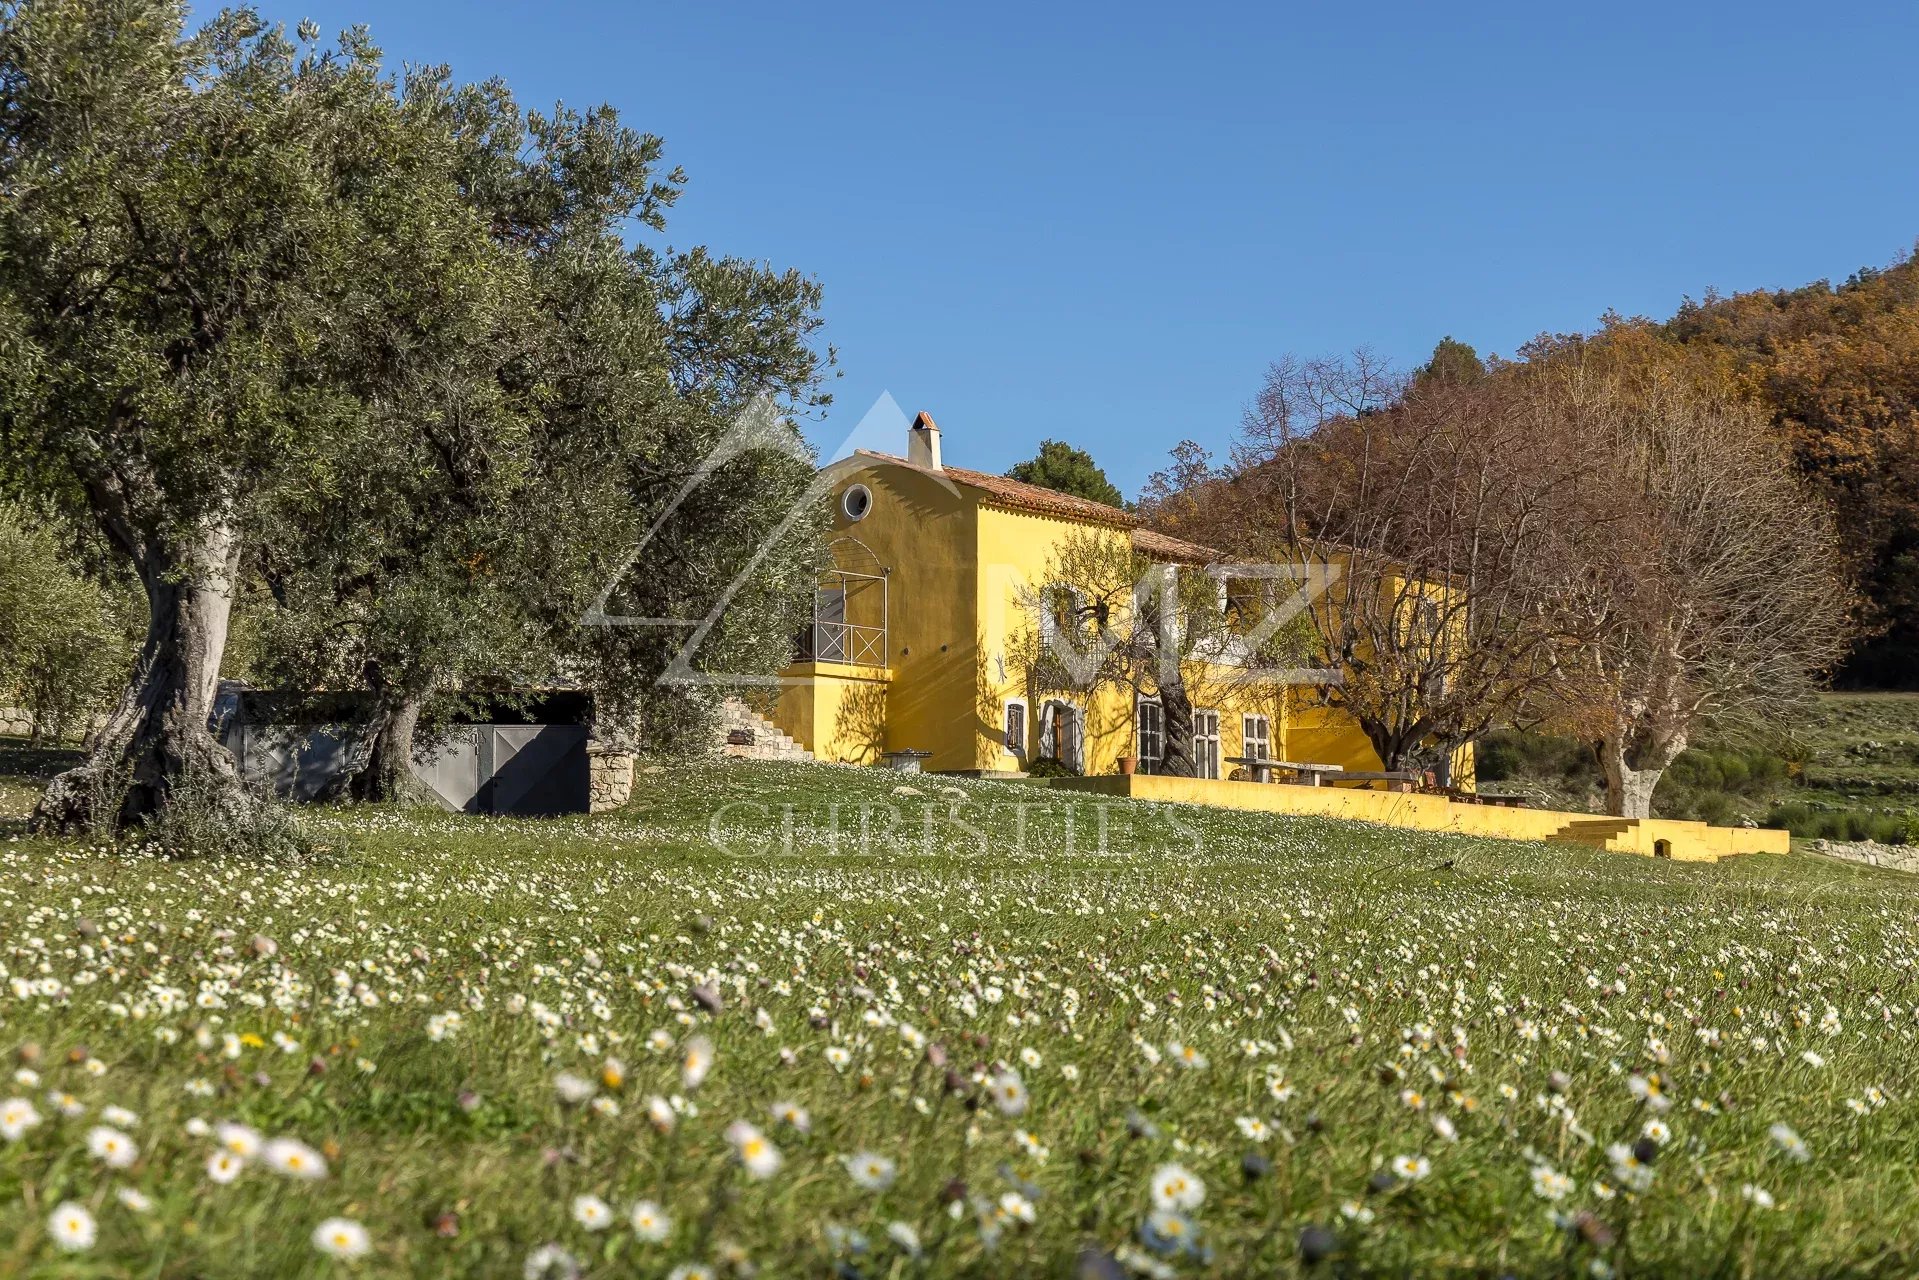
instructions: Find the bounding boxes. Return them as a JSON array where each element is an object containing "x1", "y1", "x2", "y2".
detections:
[{"x1": 1663, "y1": 252, "x2": 1919, "y2": 686}]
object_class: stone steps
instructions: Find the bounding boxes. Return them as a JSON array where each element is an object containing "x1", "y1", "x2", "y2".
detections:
[
  {"x1": 1549, "y1": 818, "x2": 1639, "y2": 850},
  {"x1": 717, "y1": 698, "x2": 815, "y2": 763}
]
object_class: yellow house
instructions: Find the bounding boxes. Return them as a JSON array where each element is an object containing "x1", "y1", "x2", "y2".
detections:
[
  {"x1": 773, "y1": 412, "x2": 1397, "y2": 779},
  {"x1": 765, "y1": 413, "x2": 1788, "y2": 863}
]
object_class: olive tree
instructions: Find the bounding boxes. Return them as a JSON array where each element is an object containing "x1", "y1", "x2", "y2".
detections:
[{"x1": 0, "y1": 2, "x2": 513, "y2": 832}]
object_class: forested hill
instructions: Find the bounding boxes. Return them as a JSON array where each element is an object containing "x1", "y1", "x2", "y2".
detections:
[{"x1": 1664, "y1": 252, "x2": 1919, "y2": 687}]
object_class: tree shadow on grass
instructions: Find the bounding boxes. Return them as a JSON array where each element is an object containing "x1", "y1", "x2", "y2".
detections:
[{"x1": 0, "y1": 733, "x2": 86, "y2": 827}]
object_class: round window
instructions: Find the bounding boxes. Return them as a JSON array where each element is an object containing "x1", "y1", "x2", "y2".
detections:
[{"x1": 841, "y1": 483, "x2": 873, "y2": 522}]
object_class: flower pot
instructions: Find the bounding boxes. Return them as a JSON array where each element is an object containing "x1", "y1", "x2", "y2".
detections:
[{"x1": 1117, "y1": 756, "x2": 1137, "y2": 777}]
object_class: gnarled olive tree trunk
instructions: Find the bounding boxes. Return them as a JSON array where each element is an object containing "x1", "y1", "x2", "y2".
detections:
[
  {"x1": 1601, "y1": 725, "x2": 1686, "y2": 820},
  {"x1": 347, "y1": 685, "x2": 427, "y2": 804},
  {"x1": 33, "y1": 521, "x2": 247, "y2": 835}
]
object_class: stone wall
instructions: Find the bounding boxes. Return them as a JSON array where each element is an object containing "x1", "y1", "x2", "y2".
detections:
[{"x1": 587, "y1": 744, "x2": 634, "y2": 813}]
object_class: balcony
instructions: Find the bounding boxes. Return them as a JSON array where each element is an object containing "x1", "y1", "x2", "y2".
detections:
[{"x1": 792, "y1": 551, "x2": 888, "y2": 669}]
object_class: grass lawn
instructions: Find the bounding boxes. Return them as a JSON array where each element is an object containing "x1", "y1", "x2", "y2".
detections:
[{"x1": 3, "y1": 757, "x2": 1919, "y2": 1277}]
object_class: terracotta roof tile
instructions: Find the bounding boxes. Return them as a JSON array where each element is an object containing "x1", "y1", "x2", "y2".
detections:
[
  {"x1": 1131, "y1": 526, "x2": 1226, "y2": 565},
  {"x1": 852, "y1": 449, "x2": 1231, "y2": 564},
  {"x1": 854, "y1": 450, "x2": 1136, "y2": 527}
]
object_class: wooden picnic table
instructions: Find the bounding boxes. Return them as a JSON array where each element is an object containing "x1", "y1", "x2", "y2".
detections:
[{"x1": 1224, "y1": 757, "x2": 1345, "y2": 786}]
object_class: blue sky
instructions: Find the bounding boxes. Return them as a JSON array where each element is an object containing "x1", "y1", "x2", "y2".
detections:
[{"x1": 241, "y1": 1, "x2": 1919, "y2": 496}]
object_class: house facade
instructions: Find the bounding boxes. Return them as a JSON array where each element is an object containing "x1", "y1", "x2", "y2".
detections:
[{"x1": 772, "y1": 413, "x2": 1417, "y2": 780}]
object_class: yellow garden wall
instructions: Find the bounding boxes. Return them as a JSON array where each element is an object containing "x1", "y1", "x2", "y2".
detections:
[{"x1": 1047, "y1": 774, "x2": 1790, "y2": 862}]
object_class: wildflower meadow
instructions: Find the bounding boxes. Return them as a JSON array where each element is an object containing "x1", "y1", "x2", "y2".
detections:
[{"x1": 3, "y1": 761, "x2": 1918, "y2": 1277}]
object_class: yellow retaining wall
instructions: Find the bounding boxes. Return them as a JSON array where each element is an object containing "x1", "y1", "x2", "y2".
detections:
[
  {"x1": 1047, "y1": 774, "x2": 1790, "y2": 862},
  {"x1": 774, "y1": 663, "x2": 894, "y2": 766}
]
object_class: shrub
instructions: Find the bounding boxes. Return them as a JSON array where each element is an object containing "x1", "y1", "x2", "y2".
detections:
[{"x1": 1025, "y1": 755, "x2": 1080, "y2": 779}]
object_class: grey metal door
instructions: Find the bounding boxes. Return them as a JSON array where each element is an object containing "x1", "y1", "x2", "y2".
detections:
[
  {"x1": 414, "y1": 726, "x2": 483, "y2": 813},
  {"x1": 483, "y1": 724, "x2": 589, "y2": 816}
]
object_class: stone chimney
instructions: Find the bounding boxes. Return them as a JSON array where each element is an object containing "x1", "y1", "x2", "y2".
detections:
[{"x1": 907, "y1": 411, "x2": 942, "y2": 470}]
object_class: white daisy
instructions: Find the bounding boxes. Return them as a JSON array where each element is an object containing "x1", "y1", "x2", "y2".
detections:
[
  {"x1": 844, "y1": 1151, "x2": 898, "y2": 1191},
  {"x1": 263, "y1": 1137, "x2": 328, "y2": 1180},
  {"x1": 1, "y1": 1097, "x2": 42, "y2": 1141},
  {"x1": 571, "y1": 1194, "x2": 613, "y2": 1231},
  {"x1": 629, "y1": 1200, "x2": 672, "y2": 1242},
  {"x1": 48, "y1": 1202, "x2": 96, "y2": 1252},
  {"x1": 312, "y1": 1217, "x2": 371, "y2": 1258},
  {"x1": 725, "y1": 1121, "x2": 782, "y2": 1179},
  {"x1": 1150, "y1": 1162, "x2": 1205, "y2": 1211},
  {"x1": 87, "y1": 1125, "x2": 139, "y2": 1169},
  {"x1": 207, "y1": 1150, "x2": 246, "y2": 1183}
]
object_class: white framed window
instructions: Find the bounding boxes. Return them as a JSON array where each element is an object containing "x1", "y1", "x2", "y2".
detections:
[
  {"x1": 1136, "y1": 698, "x2": 1164, "y2": 772},
  {"x1": 1193, "y1": 709, "x2": 1221, "y2": 780},
  {"x1": 1003, "y1": 699, "x2": 1027, "y2": 756},
  {"x1": 1242, "y1": 713, "x2": 1271, "y2": 761},
  {"x1": 840, "y1": 483, "x2": 873, "y2": 522},
  {"x1": 1038, "y1": 699, "x2": 1084, "y2": 772}
]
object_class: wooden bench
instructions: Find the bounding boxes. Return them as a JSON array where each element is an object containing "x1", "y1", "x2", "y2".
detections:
[
  {"x1": 1325, "y1": 770, "x2": 1422, "y2": 794},
  {"x1": 1446, "y1": 788, "x2": 1528, "y2": 808}
]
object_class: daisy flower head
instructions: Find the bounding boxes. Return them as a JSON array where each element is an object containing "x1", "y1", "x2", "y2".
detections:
[
  {"x1": 553, "y1": 1072, "x2": 596, "y2": 1106},
  {"x1": 1390, "y1": 1155, "x2": 1432, "y2": 1181},
  {"x1": 725, "y1": 1121, "x2": 783, "y2": 1180},
  {"x1": 989, "y1": 1069, "x2": 1028, "y2": 1117},
  {"x1": 681, "y1": 1036, "x2": 714, "y2": 1091},
  {"x1": 571, "y1": 1195, "x2": 613, "y2": 1231},
  {"x1": 1, "y1": 1096, "x2": 43, "y2": 1141},
  {"x1": 769, "y1": 1100, "x2": 811, "y2": 1132},
  {"x1": 311, "y1": 1217, "x2": 371, "y2": 1259},
  {"x1": 1531, "y1": 1165, "x2": 1573, "y2": 1201},
  {"x1": 116, "y1": 1188, "x2": 155, "y2": 1214},
  {"x1": 998, "y1": 1190, "x2": 1037, "y2": 1224},
  {"x1": 48, "y1": 1202, "x2": 97, "y2": 1252},
  {"x1": 665, "y1": 1266, "x2": 714, "y2": 1280},
  {"x1": 1150, "y1": 1162, "x2": 1205, "y2": 1211},
  {"x1": 629, "y1": 1200, "x2": 672, "y2": 1242},
  {"x1": 1236, "y1": 1116, "x2": 1272, "y2": 1143},
  {"x1": 1626, "y1": 1073, "x2": 1671, "y2": 1114},
  {"x1": 1742, "y1": 1183, "x2": 1777, "y2": 1209},
  {"x1": 1167, "y1": 1041, "x2": 1209, "y2": 1070},
  {"x1": 215, "y1": 1122, "x2": 262, "y2": 1158},
  {"x1": 524, "y1": 1243, "x2": 582, "y2": 1280},
  {"x1": 88, "y1": 1125, "x2": 139, "y2": 1169},
  {"x1": 1142, "y1": 1209, "x2": 1198, "y2": 1256},
  {"x1": 1769, "y1": 1122, "x2": 1811, "y2": 1163},
  {"x1": 207, "y1": 1150, "x2": 246, "y2": 1184},
  {"x1": 263, "y1": 1137, "x2": 328, "y2": 1180},
  {"x1": 101, "y1": 1105, "x2": 139, "y2": 1127},
  {"x1": 844, "y1": 1151, "x2": 898, "y2": 1191}
]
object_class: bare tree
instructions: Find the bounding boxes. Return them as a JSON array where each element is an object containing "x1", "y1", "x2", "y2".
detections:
[
  {"x1": 1218, "y1": 357, "x2": 1597, "y2": 779},
  {"x1": 1525, "y1": 345, "x2": 1853, "y2": 816}
]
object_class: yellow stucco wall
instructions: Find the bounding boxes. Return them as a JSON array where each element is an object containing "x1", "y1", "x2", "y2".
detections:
[
  {"x1": 774, "y1": 663, "x2": 892, "y2": 766},
  {"x1": 1048, "y1": 774, "x2": 1789, "y2": 862},
  {"x1": 774, "y1": 455, "x2": 1454, "y2": 785}
]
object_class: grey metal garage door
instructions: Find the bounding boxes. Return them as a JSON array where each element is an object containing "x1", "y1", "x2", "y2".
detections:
[{"x1": 413, "y1": 724, "x2": 590, "y2": 816}]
